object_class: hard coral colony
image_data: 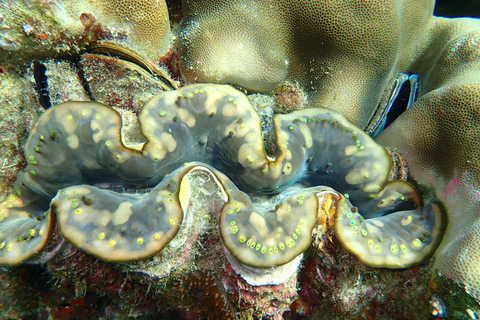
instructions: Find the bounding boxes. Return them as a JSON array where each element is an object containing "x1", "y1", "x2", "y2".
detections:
[{"x1": 0, "y1": 0, "x2": 479, "y2": 319}]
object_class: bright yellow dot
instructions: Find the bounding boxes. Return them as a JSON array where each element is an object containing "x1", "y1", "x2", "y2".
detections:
[
  {"x1": 98, "y1": 233, "x2": 105, "y2": 240},
  {"x1": 109, "y1": 240, "x2": 116, "y2": 247},
  {"x1": 136, "y1": 238, "x2": 144, "y2": 245},
  {"x1": 412, "y1": 239, "x2": 423, "y2": 248}
]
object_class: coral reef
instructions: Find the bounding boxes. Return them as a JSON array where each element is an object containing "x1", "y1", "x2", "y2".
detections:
[
  {"x1": 0, "y1": 72, "x2": 42, "y2": 199},
  {"x1": 1, "y1": 0, "x2": 480, "y2": 318},
  {"x1": 0, "y1": 84, "x2": 448, "y2": 318},
  {"x1": 177, "y1": 0, "x2": 480, "y2": 305},
  {"x1": 176, "y1": 0, "x2": 436, "y2": 127},
  {"x1": 0, "y1": 0, "x2": 171, "y2": 72}
]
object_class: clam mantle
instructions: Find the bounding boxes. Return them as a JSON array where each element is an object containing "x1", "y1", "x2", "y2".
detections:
[{"x1": 0, "y1": 84, "x2": 444, "y2": 271}]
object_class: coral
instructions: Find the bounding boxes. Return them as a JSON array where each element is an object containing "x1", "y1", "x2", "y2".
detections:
[
  {"x1": 376, "y1": 28, "x2": 480, "y2": 301},
  {"x1": 33, "y1": 60, "x2": 90, "y2": 105},
  {"x1": 176, "y1": 0, "x2": 436, "y2": 127},
  {"x1": 171, "y1": 269, "x2": 235, "y2": 319},
  {"x1": 80, "y1": 0, "x2": 171, "y2": 59},
  {"x1": 0, "y1": 0, "x2": 171, "y2": 73},
  {"x1": 1, "y1": 0, "x2": 480, "y2": 314},
  {"x1": 176, "y1": 0, "x2": 288, "y2": 92},
  {"x1": 177, "y1": 0, "x2": 480, "y2": 303},
  {"x1": 0, "y1": 72, "x2": 41, "y2": 196},
  {"x1": 56, "y1": 0, "x2": 173, "y2": 61}
]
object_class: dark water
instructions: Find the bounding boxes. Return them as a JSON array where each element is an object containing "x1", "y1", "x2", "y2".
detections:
[{"x1": 435, "y1": 0, "x2": 480, "y2": 18}]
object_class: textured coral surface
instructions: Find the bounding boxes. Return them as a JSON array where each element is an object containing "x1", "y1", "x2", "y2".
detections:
[{"x1": 177, "y1": 0, "x2": 480, "y2": 308}]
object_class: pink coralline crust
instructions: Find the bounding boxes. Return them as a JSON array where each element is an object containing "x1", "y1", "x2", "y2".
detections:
[
  {"x1": 45, "y1": 248, "x2": 160, "y2": 315},
  {"x1": 441, "y1": 176, "x2": 460, "y2": 199},
  {"x1": 274, "y1": 81, "x2": 307, "y2": 113},
  {"x1": 0, "y1": 227, "x2": 477, "y2": 319},
  {"x1": 294, "y1": 238, "x2": 447, "y2": 319}
]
